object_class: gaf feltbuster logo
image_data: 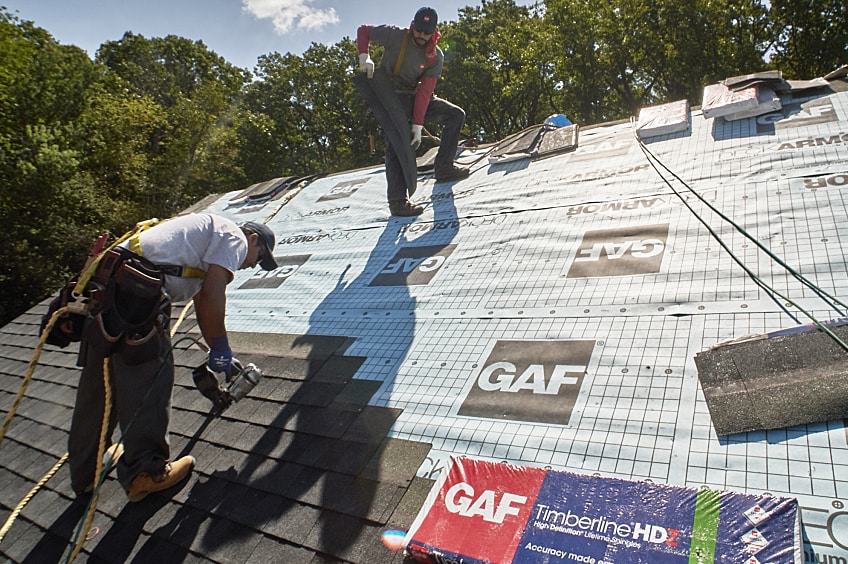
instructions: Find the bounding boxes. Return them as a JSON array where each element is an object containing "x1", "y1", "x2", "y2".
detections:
[
  {"x1": 567, "y1": 224, "x2": 669, "y2": 278},
  {"x1": 369, "y1": 244, "x2": 457, "y2": 286},
  {"x1": 317, "y1": 178, "x2": 367, "y2": 202},
  {"x1": 238, "y1": 254, "x2": 310, "y2": 289},
  {"x1": 458, "y1": 340, "x2": 594, "y2": 425}
]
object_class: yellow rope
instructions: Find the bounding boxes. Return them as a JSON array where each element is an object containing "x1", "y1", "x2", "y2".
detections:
[
  {"x1": 0, "y1": 452, "x2": 68, "y2": 544},
  {"x1": 73, "y1": 218, "x2": 159, "y2": 297},
  {"x1": 0, "y1": 234, "x2": 187, "y2": 551},
  {"x1": 0, "y1": 306, "x2": 68, "y2": 447},
  {"x1": 68, "y1": 357, "x2": 112, "y2": 563},
  {"x1": 0, "y1": 307, "x2": 71, "y2": 544},
  {"x1": 171, "y1": 300, "x2": 194, "y2": 338}
]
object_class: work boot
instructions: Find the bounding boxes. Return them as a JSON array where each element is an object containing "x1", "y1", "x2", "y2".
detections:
[
  {"x1": 79, "y1": 442, "x2": 125, "y2": 495},
  {"x1": 389, "y1": 198, "x2": 424, "y2": 217},
  {"x1": 434, "y1": 164, "x2": 470, "y2": 181},
  {"x1": 104, "y1": 442, "x2": 124, "y2": 469},
  {"x1": 126, "y1": 455, "x2": 195, "y2": 502}
]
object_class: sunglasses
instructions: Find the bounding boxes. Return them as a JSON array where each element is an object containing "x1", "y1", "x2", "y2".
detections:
[{"x1": 256, "y1": 241, "x2": 268, "y2": 264}]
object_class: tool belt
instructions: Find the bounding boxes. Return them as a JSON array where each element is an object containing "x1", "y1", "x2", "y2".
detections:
[{"x1": 41, "y1": 247, "x2": 169, "y2": 361}]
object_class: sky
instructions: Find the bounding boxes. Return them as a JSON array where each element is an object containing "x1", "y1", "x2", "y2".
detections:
[{"x1": 6, "y1": 0, "x2": 536, "y2": 71}]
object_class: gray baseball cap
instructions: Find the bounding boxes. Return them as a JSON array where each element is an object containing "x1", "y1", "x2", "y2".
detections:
[
  {"x1": 242, "y1": 221, "x2": 278, "y2": 271},
  {"x1": 413, "y1": 7, "x2": 437, "y2": 34}
]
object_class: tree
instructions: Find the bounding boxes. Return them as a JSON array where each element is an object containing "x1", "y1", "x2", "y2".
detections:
[
  {"x1": 543, "y1": 0, "x2": 770, "y2": 123},
  {"x1": 96, "y1": 33, "x2": 251, "y2": 216},
  {"x1": 240, "y1": 38, "x2": 374, "y2": 181},
  {"x1": 0, "y1": 10, "x2": 105, "y2": 324},
  {"x1": 768, "y1": 0, "x2": 848, "y2": 79},
  {"x1": 439, "y1": 0, "x2": 553, "y2": 142}
]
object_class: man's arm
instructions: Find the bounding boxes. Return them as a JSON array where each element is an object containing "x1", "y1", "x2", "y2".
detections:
[
  {"x1": 412, "y1": 75, "x2": 438, "y2": 126},
  {"x1": 357, "y1": 25, "x2": 375, "y2": 77},
  {"x1": 193, "y1": 264, "x2": 233, "y2": 342},
  {"x1": 193, "y1": 263, "x2": 237, "y2": 375},
  {"x1": 357, "y1": 25, "x2": 374, "y2": 53}
]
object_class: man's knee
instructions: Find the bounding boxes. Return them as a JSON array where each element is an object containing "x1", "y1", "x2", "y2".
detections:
[{"x1": 444, "y1": 104, "x2": 465, "y2": 127}]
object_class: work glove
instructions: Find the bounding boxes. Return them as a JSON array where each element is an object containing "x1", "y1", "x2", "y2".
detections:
[
  {"x1": 410, "y1": 124, "x2": 423, "y2": 150},
  {"x1": 359, "y1": 53, "x2": 374, "y2": 78},
  {"x1": 208, "y1": 335, "x2": 237, "y2": 377}
]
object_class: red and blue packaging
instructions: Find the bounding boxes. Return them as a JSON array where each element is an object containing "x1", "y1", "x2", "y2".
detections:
[{"x1": 405, "y1": 456, "x2": 802, "y2": 563}]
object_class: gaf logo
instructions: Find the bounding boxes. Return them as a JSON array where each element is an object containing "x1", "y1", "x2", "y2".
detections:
[
  {"x1": 317, "y1": 178, "x2": 367, "y2": 202},
  {"x1": 238, "y1": 254, "x2": 310, "y2": 289},
  {"x1": 369, "y1": 244, "x2": 457, "y2": 286},
  {"x1": 567, "y1": 224, "x2": 669, "y2": 278},
  {"x1": 757, "y1": 98, "x2": 836, "y2": 133},
  {"x1": 445, "y1": 482, "x2": 528, "y2": 524},
  {"x1": 458, "y1": 340, "x2": 594, "y2": 425},
  {"x1": 569, "y1": 135, "x2": 632, "y2": 163}
]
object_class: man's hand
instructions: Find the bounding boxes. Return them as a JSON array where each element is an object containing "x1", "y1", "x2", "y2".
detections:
[
  {"x1": 359, "y1": 53, "x2": 374, "y2": 78},
  {"x1": 208, "y1": 335, "x2": 235, "y2": 377},
  {"x1": 411, "y1": 124, "x2": 423, "y2": 149}
]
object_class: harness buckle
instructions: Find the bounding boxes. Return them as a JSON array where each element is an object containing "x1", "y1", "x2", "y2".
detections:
[{"x1": 66, "y1": 297, "x2": 91, "y2": 316}]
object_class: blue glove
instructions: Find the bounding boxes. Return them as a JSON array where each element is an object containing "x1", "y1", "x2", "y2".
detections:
[{"x1": 208, "y1": 336, "x2": 234, "y2": 377}]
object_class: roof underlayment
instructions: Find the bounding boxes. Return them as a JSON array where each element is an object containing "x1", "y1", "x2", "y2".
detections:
[{"x1": 2, "y1": 74, "x2": 848, "y2": 562}]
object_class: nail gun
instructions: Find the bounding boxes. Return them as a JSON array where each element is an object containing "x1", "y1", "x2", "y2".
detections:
[{"x1": 192, "y1": 360, "x2": 263, "y2": 413}]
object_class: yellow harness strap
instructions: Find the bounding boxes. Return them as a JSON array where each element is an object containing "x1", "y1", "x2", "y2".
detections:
[
  {"x1": 128, "y1": 233, "x2": 206, "y2": 279},
  {"x1": 74, "y1": 218, "x2": 161, "y2": 296},
  {"x1": 393, "y1": 33, "x2": 409, "y2": 77},
  {"x1": 393, "y1": 32, "x2": 434, "y2": 80}
]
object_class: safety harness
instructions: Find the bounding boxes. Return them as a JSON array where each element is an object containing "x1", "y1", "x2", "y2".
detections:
[
  {"x1": 41, "y1": 218, "x2": 205, "y2": 350},
  {"x1": 127, "y1": 233, "x2": 206, "y2": 279},
  {"x1": 392, "y1": 32, "x2": 435, "y2": 79}
]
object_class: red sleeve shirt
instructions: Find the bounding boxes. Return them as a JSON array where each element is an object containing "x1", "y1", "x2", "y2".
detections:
[{"x1": 357, "y1": 24, "x2": 444, "y2": 125}]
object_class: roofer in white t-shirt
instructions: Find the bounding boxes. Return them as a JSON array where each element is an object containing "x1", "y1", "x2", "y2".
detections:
[{"x1": 67, "y1": 213, "x2": 277, "y2": 502}]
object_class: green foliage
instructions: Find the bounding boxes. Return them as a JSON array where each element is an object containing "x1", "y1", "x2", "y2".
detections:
[
  {"x1": 0, "y1": 11, "x2": 104, "y2": 325},
  {"x1": 0, "y1": 3, "x2": 841, "y2": 326},
  {"x1": 241, "y1": 38, "x2": 375, "y2": 179},
  {"x1": 543, "y1": 0, "x2": 770, "y2": 123},
  {"x1": 440, "y1": 0, "x2": 553, "y2": 142},
  {"x1": 96, "y1": 33, "x2": 252, "y2": 217},
  {"x1": 768, "y1": 0, "x2": 847, "y2": 79}
]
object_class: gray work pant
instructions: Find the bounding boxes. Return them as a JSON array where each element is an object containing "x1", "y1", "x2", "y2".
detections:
[
  {"x1": 385, "y1": 94, "x2": 466, "y2": 201},
  {"x1": 68, "y1": 317, "x2": 173, "y2": 494}
]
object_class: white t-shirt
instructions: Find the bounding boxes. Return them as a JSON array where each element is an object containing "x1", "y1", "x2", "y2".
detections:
[{"x1": 121, "y1": 213, "x2": 247, "y2": 302}]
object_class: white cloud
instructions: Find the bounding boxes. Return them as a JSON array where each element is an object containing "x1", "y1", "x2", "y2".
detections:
[{"x1": 242, "y1": 0, "x2": 339, "y2": 34}]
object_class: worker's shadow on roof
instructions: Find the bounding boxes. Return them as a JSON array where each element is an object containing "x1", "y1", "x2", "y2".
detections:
[
  {"x1": 21, "y1": 497, "x2": 92, "y2": 564},
  {"x1": 189, "y1": 181, "x2": 461, "y2": 556}
]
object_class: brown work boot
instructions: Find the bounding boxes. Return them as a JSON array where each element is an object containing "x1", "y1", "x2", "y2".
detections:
[
  {"x1": 434, "y1": 165, "x2": 470, "y2": 181},
  {"x1": 389, "y1": 198, "x2": 424, "y2": 217},
  {"x1": 79, "y1": 442, "x2": 125, "y2": 495},
  {"x1": 126, "y1": 455, "x2": 195, "y2": 502}
]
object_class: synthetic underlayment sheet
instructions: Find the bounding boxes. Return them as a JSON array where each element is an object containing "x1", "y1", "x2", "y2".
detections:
[{"x1": 202, "y1": 84, "x2": 848, "y2": 562}]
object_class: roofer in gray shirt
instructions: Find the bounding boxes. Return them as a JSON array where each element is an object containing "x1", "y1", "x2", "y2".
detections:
[
  {"x1": 66, "y1": 213, "x2": 277, "y2": 502},
  {"x1": 358, "y1": 6, "x2": 470, "y2": 217}
]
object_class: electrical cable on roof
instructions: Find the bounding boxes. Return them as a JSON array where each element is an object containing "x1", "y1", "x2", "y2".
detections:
[
  {"x1": 634, "y1": 125, "x2": 848, "y2": 316},
  {"x1": 632, "y1": 119, "x2": 848, "y2": 354}
]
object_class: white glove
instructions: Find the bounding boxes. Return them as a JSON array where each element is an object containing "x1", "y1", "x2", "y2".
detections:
[
  {"x1": 410, "y1": 124, "x2": 423, "y2": 149},
  {"x1": 359, "y1": 53, "x2": 374, "y2": 78}
]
